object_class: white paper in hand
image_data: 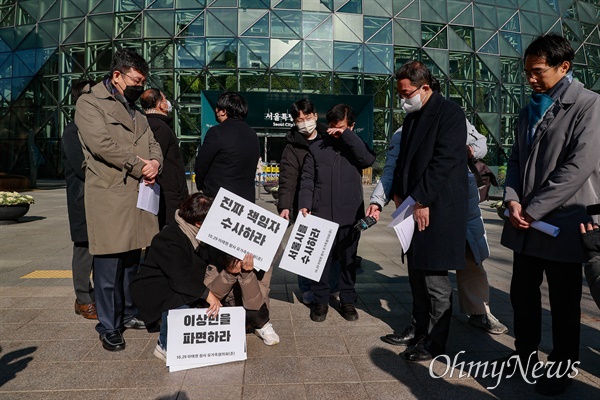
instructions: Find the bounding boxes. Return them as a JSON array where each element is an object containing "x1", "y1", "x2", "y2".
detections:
[
  {"x1": 279, "y1": 213, "x2": 339, "y2": 281},
  {"x1": 388, "y1": 196, "x2": 416, "y2": 254},
  {"x1": 136, "y1": 182, "x2": 160, "y2": 215}
]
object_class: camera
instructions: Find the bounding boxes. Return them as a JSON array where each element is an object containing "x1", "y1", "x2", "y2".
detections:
[{"x1": 354, "y1": 216, "x2": 377, "y2": 231}]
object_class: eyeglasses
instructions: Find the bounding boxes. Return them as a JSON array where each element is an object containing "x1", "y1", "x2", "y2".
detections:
[
  {"x1": 522, "y1": 66, "x2": 554, "y2": 79},
  {"x1": 121, "y1": 72, "x2": 147, "y2": 87},
  {"x1": 397, "y1": 86, "x2": 421, "y2": 100}
]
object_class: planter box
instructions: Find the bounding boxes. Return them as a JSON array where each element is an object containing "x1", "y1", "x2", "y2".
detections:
[{"x1": 0, "y1": 204, "x2": 30, "y2": 221}]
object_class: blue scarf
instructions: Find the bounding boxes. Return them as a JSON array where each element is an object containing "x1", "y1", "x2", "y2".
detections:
[{"x1": 526, "y1": 72, "x2": 573, "y2": 146}]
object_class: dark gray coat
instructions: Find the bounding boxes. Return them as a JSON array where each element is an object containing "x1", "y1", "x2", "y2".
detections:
[
  {"x1": 392, "y1": 92, "x2": 468, "y2": 271},
  {"x1": 502, "y1": 80, "x2": 600, "y2": 263},
  {"x1": 61, "y1": 121, "x2": 87, "y2": 243},
  {"x1": 298, "y1": 129, "x2": 375, "y2": 227}
]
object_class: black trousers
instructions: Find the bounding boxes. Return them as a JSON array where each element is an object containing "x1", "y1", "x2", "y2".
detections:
[
  {"x1": 511, "y1": 252, "x2": 582, "y2": 363},
  {"x1": 409, "y1": 269, "x2": 452, "y2": 352},
  {"x1": 93, "y1": 249, "x2": 141, "y2": 335},
  {"x1": 72, "y1": 242, "x2": 94, "y2": 304},
  {"x1": 312, "y1": 226, "x2": 360, "y2": 305}
]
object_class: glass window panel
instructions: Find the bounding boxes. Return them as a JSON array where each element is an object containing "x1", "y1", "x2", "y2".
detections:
[
  {"x1": 116, "y1": 0, "x2": 145, "y2": 12},
  {"x1": 372, "y1": 108, "x2": 389, "y2": 143},
  {"x1": 336, "y1": 0, "x2": 362, "y2": 14},
  {"x1": 450, "y1": 25, "x2": 473, "y2": 49},
  {"x1": 176, "y1": 0, "x2": 207, "y2": 9},
  {"x1": 206, "y1": 9, "x2": 237, "y2": 36},
  {"x1": 422, "y1": 48, "x2": 448, "y2": 76},
  {"x1": 448, "y1": 81, "x2": 473, "y2": 110},
  {"x1": 501, "y1": 85, "x2": 523, "y2": 114},
  {"x1": 87, "y1": 43, "x2": 113, "y2": 72},
  {"x1": 393, "y1": 46, "x2": 419, "y2": 71},
  {"x1": 364, "y1": 44, "x2": 392, "y2": 74},
  {"x1": 177, "y1": 11, "x2": 204, "y2": 36},
  {"x1": 364, "y1": 74, "x2": 391, "y2": 108},
  {"x1": 63, "y1": 20, "x2": 86, "y2": 44},
  {"x1": 420, "y1": 0, "x2": 445, "y2": 23},
  {"x1": 149, "y1": 0, "x2": 175, "y2": 9},
  {"x1": 500, "y1": 56, "x2": 521, "y2": 84},
  {"x1": 364, "y1": 16, "x2": 385, "y2": 41},
  {"x1": 270, "y1": 71, "x2": 301, "y2": 92},
  {"x1": 239, "y1": 38, "x2": 269, "y2": 68},
  {"x1": 239, "y1": 0, "x2": 269, "y2": 8},
  {"x1": 87, "y1": 15, "x2": 114, "y2": 42},
  {"x1": 333, "y1": 73, "x2": 362, "y2": 95},
  {"x1": 303, "y1": 12, "x2": 328, "y2": 38},
  {"x1": 393, "y1": 19, "x2": 421, "y2": 48},
  {"x1": 395, "y1": 0, "x2": 420, "y2": 20},
  {"x1": 177, "y1": 71, "x2": 206, "y2": 103},
  {"x1": 147, "y1": 70, "x2": 174, "y2": 98},
  {"x1": 334, "y1": 42, "x2": 362, "y2": 72},
  {"x1": 272, "y1": 10, "x2": 301, "y2": 39},
  {"x1": 176, "y1": 37, "x2": 206, "y2": 68},
  {"x1": 206, "y1": 38, "x2": 237, "y2": 68},
  {"x1": 474, "y1": 83, "x2": 499, "y2": 113},
  {"x1": 272, "y1": 41, "x2": 301, "y2": 69},
  {"x1": 479, "y1": 33, "x2": 499, "y2": 54},
  {"x1": 448, "y1": 52, "x2": 473, "y2": 80},
  {"x1": 239, "y1": 70, "x2": 269, "y2": 92},
  {"x1": 239, "y1": 9, "x2": 269, "y2": 36},
  {"x1": 333, "y1": 14, "x2": 362, "y2": 42},
  {"x1": 145, "y1": 41, "x2": 174, "y2": 69},
  {"x1": 62, "y1": 0, "x2": 86, "y2": 18},
  {"x1": 363, "y1": 0, "x2": 392, "y2": 17},
  {"x1": 206, "y1": 69, "x2": 237, "y2": 91},
  {"x1": 116, "y1": 13, "x2": 142, "y2": 38},
  {"x1": 306, "y1": 16, "x2": 332, "y2": 40},
  {"x1": 368, "y1": 21, "x2": 391, "y2": 44},
  {"x1": 422, "y1": 23, "x2": 444, "y2": 47},
  {"x1": 475, "y1": 55, "x2": 497, "y2": 82},
  {"x1": 89, "y1": 0, "x2": 114, "y2": 14},
  {"x1": 210, "y1": 0, "x2": 237, "y2": 6},
  {"x1": 178, "y1": 107, "x2": 202, "y2": 136},
  {"x1": 145, "y1": 10, "x2": 175, "y2": 37},
  {"x1": 303, "y1": 40, "x2": 332, "y2": 71},
  {"x1": 274, "y1": 0, "x2": 301, "y2": 10},
  {"x1": 499, "y1": 32, "x2": 521, "y2": 57},
  {"x1": 302, "y1": 72, "x2": 332, "y2": 94}
]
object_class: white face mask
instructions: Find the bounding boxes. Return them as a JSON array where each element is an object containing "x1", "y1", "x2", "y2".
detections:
[
  {"x1": 166, "y1": 100, "x2": 173, "y2": 113},
  {"x1": 296, "y1": 119, "x2": 317, "y2": 136},
  {"x1": 401, "y1": 92, "x2": 423, "y2": 113}
]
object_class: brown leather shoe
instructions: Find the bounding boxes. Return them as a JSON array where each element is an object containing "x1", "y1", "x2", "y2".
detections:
[{"x1": 74, "y1": 300, "x2": 97, "y2": 319}]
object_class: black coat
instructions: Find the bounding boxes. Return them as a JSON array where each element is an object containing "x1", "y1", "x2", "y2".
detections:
[
  {"x1": 146, "y1": 113, "x2": 189, "y2": 227},
  {"x1": 392, "y1": 92, "x2": 468, "y2": 271},
  {"x1": 194, "y1": 118, "x2": 260, "y2": 203},
  {"x1": 298, "y1": 129, "x2": 376, "y2": 227},
  {"x1": 277, "y1": 123, "x2": 327, "y2": 219},
  {"x1": 61, "y1": 121, "x2": 87, "y2": 243},
  {"x1": 130, "y1": 223, "x2": 209, "y2": 326}
]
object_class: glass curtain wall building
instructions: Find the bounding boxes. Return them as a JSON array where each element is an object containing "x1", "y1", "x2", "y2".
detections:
[{"x1": 1, "y1": 0, "x2": 599, "y2": 185}]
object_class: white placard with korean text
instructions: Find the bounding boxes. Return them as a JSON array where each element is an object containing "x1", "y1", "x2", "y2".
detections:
[
  {"x1": 278, "y1": 213, "x2": 339, "y2": 281},
  {"x1": 136, "y1": 182, "x2": 160, "y2": 215},
  {"x1": 197, "y1": 188, "x2": 287, "y2": 271},
  {"x1": 166, "y1": 307, "x2": 246, "y2": 372}
]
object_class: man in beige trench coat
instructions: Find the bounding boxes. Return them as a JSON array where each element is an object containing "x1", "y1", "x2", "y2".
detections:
[{"x1": 75, "y1": 49, "x2": 163, "y2": 351}]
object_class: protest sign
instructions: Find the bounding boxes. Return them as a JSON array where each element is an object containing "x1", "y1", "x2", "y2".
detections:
[
  {"x1": 197, "y1": 188, "x2": 287, "y2": 271},
  {"x1": 167, "y1": 307, "x2": 246, "y2": 372},
  {"x1": 279, "y1": 213, "x2": 338, "y2": 281}
]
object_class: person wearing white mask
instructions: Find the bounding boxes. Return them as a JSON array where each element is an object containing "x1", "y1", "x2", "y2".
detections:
[
  {"x1": 385, "y1": 61, "x2": 469, "y2": 362},
  {"x1": 277, "y1": 99, "x2": 331, "y2": 304},
  {"x1": 141, "y1": 88, "x2": 189, "y2": 228}
]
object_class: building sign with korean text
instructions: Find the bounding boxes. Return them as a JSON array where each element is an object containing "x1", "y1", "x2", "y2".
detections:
[
  {"x1": 197, "y1": 188, "x2": 287, "y2": 271},
  {"x1": 279, "y1": 213, "x2": 338, "y2": 281},
  {"x1": 167, "y1": 307, "x2": 246, "y2": 372}
]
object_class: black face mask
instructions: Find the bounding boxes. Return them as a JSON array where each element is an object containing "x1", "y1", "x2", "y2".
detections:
[{"x1": 123, "y1": 85, "x2": 144, "y2": 103}]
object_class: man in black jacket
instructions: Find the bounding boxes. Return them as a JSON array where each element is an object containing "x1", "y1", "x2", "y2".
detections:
[
  {"x1": 194, "y1": 92, "x2": 260, "y2": 203},
  {"x1": 298, "y1": 104, "x2": 376, "y2": 322},
  {"x1": 62, "y1": 79, "x2": 97, "y2": 320},
  {"x1": 141, "y1": 88, "x2": 189, "y2": 228}
]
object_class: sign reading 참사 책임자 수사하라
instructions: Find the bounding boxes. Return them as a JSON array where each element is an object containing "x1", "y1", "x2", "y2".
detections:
[
  {"x1": 167, "y1": 307, "x2": 246, "y2": 372},
  {"x1": 196, "y1": 188, "x2": 287, "y2": 271},
  {"x1": 279, "y1": 213, "x2": 339, "y2": 282}
]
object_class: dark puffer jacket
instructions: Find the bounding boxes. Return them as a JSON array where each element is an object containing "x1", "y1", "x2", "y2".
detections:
[
  {"x1": 298, "y1": 129, "x2": 376, "y2": 227},
  {"x1": 277, "y1": 123, "x2": 328, "y2": 220}
]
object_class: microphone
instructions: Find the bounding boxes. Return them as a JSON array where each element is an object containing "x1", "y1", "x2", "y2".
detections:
[{"x1": 587, "y1": 204, "x2": 600, "y2": 216}]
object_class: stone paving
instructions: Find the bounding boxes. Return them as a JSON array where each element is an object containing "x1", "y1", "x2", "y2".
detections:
[{"x1": 0, "y1": 183, "x2": 599, "y2": 399}]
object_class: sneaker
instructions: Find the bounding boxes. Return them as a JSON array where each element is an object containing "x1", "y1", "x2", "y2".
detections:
[
  {"x1": 153, "y1": 342, "x2": 166, "y2": 361},
  {"x1": 302, "y1": 290, "x2": 315, "y2": 305},
  {"x1": 255, "y1": 322, "x2": 280, "y2": 346},
  {"x1": 123, "y1": 317, "x2": 146, "y2": 330},
  {"x1": 469, "y1": 313, "x2": 508, "y2": 334}
]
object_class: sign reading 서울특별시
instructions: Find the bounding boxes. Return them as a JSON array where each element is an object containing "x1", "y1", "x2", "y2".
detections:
[
  {"x1": 196, "y1": 188, "x2": 288, "y2": 271},
  {"x1": 166, "y1": 307, "x2": 246, "y2": 372},
  {"x1": 278, "y1": 213, "x2": 339, "y2": 281}
]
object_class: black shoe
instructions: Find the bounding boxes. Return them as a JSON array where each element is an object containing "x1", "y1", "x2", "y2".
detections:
[
  {"x1": 402, "y1": 337, "x2": 443, "y2": 362},
  {"x1": 535, "y1": 368, "x2": 573, "y2": 395},
  {"x1": 339, "y1": 303, "x2": 359, "y2": 321},
  {"x1": 380, "y1": 325, "x2": 415, "y2": 346},
  {"x1": 310, "y1": 303, "x2": 328, "y2": 322},
  {"x1": 100, "y1": 331, "x2": 125, "y2": 352},
  {"x1": 123, "y1": 317, "x2": 146, "y2": 330}
]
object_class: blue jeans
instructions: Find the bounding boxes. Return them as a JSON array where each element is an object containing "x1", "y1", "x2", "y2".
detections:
[{"x1": 159, "y1": 304, "x2": 190, "y2": 350}]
